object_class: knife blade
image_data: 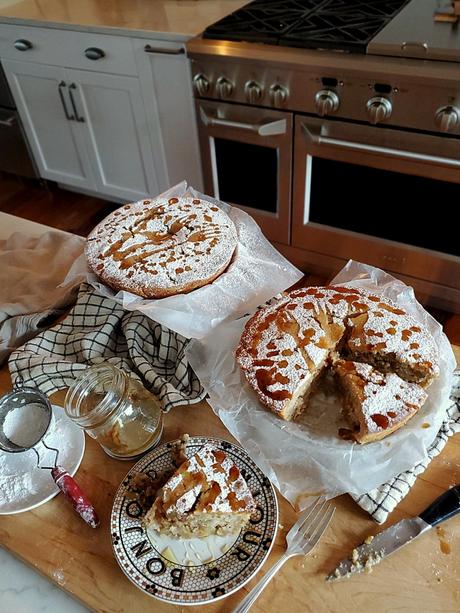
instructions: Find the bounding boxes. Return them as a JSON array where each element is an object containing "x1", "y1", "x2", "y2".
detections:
[{"x1": 327, "y1": 484, "x2": 460, "y2": 581}]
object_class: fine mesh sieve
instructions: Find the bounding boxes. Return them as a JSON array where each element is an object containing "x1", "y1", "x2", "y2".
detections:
[
  {"x1": 0, "y1": 383, "x2": 55, "y2": 457},
  {"x1": 0, "y1": 379, "x2": 99, "y2": 528}
]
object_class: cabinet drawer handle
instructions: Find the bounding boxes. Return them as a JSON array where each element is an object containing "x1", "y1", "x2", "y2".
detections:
[
  {"x1": 144, "y1": 44, "x2": 184, "y2": 55},
  {"x1": 69, "y1": 83, "x2": 85, "y2": 122},
  {"x1": 58, "y1": 81, "x2": 75, "y2": 121},
  {"x1": 14, "y1": 39, "x2": 33, "y2": 51},
  {"x1": 84, "y1": 47, "x2": 105, "y2": 60}
]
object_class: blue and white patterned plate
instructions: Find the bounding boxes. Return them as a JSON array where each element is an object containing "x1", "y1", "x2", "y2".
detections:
[{"x1": 111, "y1": 436, "x2": 278, "y2": 606}]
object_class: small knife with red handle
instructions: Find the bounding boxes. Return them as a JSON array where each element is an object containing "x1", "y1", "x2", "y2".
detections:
[{"x1": 327, "y1": 485, "x2": 460, "y2": 581}]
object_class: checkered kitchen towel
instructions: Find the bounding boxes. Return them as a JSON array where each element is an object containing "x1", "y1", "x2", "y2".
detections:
[
  {"x1": 352, "y1": 371, "x2": 460, "y2": 523},
  {"x1": 8, "y1": 283, "x2": 205, "y2": 412}
]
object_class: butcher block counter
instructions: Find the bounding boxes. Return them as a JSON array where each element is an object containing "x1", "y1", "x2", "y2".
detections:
[
  {"x1": 0, "y1": 0, "x2": 249, "y2": 40},
  {"x1": 1, "y1": 347, "x2": 460, "y2": 613}
]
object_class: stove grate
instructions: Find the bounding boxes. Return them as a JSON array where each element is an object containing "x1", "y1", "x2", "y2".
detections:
[{"x1": 203, "y1": 0, "x2": 411, "y2": 53}]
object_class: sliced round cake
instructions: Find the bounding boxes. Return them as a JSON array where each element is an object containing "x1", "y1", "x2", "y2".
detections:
[
  {"x1": 236, "y1": 286, "x2": 439, "y2": 443},
  {"x1": 86, "y1": 196, "x2": 238, "y2": 298}
]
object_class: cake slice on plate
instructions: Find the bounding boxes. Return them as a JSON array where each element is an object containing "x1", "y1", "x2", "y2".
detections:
[
  {"x1": 144, "y1": 444, "x2": 256, "y2": 538},
  {"x1": 334, "y1": 359, "x2": 428, "y2": 444}
]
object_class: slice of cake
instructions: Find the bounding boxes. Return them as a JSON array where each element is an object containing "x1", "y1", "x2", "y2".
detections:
[
  {"x1": 144, "y1": 444, "x2": 256, "y2": 538},
  {"x1": 334, "y1": 359, "x2": 428, "y2": 444}
]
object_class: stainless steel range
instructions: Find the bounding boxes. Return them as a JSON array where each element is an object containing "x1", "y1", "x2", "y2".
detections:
[{"x1": 187, "y1": 0, "x2": 460, "y2": 311}]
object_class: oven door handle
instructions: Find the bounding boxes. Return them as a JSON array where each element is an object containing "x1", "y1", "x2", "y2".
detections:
[
  {"x1": 0, "y1": 115, "x2": 15, "y2": 127},
  {"x1": 200, "y1": 107, "x2": 287, "y2": 136},
  {"x1": 301, "y1": 122, "x2": 460, "y2": 168}
]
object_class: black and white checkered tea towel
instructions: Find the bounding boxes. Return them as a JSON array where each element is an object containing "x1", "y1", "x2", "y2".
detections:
[
  {"x1": 352, "y1": 371, "x2": 460, "y2": 523},
  {"x1": 8, "y1": 283, "x2": 205, "y2": 412}
]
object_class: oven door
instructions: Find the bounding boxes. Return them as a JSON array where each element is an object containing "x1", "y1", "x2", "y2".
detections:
[
  {"x1": 292, "y1": 115, "x2": 460, "y2": 291},
  {"x1": 196, "y1": 100, "x2": 293, "y2": 244}
]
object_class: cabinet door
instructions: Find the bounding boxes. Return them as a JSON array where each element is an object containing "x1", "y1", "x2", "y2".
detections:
[
  {"x1": 1, "y1": 59, "x2": 95, "y2": 188},
  {"x1": 133, "y1": 40, "x2": 203, "y2": 191},
  {"x1": 68, "y1": 69, "x2": 159, "y2": 202}
]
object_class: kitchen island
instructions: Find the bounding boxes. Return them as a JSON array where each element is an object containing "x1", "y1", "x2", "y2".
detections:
[
  {"x1": 1, "y1": 214, "x2": 459, "y2": 612},
  {"x1": 0, "y1": 0, "x2": 249, "y2": 40}
]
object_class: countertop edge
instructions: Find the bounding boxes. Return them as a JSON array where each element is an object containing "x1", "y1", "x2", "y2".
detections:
[{"x1": 0, "y1": 16, "x2": 193, "y2": 42}]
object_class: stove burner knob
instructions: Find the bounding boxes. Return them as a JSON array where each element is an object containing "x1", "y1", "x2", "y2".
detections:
[
  {"x1": 315, "y1": 89, "x2": 340, "y2": 116},
  {"x1": 245, "y1": 80, "x2": 263, "y2": 104},
  {"x1": 216, "y1": 76, "x2": 234, "y2": 99},
  {"x1": 366, "y1": 96, "x2": 392, "y2": 124},
  {"x1": 435, "y1": 105, "x2": 459, "y2": 132},
  {"x1": 269, "y1": 84, "x2": 288, "y2": 108},
  {"x1": 193, "y1": 73, "x2": 210, "y2": 97}
]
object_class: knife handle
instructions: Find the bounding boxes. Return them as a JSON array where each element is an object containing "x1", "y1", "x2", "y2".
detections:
[{"x1": 419, "y1": 485, "x2": 460, "y2": 526}]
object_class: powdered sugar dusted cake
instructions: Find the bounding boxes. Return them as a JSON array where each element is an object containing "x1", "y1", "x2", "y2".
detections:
[
  {"x1": 86, "y1": 196, "x2": 237, "y2": 298},
  {"x1": 334, "y1": 359, "x2": 428, "y2": 444},
  {"x1": 144, "y1": 444, "x2": 256, "y2": 538},
  {"x1": 236, "y1": 286, "x2": 439, "y2": 443}
]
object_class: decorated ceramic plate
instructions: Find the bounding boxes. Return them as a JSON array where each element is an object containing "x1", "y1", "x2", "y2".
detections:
[{"x1": 111, "y1": 436, "x2": 278, "y2": 606}]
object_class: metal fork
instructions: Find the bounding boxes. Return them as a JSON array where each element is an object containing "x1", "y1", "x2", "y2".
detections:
[{"x1": 233, "y1": 497, "x2": 335, "y2": 613}]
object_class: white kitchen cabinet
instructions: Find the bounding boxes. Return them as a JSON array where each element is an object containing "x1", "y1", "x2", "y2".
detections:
[
  {"x1": 2, "y1": 59, "x2": 159, "y2": 201},
  {"x1": 2, "y1": 25, "x2": 203, "y2": 201},
  {"x1": 69, "y1": 69, "x2": 159, "y2": 201},
  {"x1": 133, "y1": 39, "x2": 203, "y2": 191},
  {"x1": 2, "y1": 59, "x2": 95, "y2": 189}
]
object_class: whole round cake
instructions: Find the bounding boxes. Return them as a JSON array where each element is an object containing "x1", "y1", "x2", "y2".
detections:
[
  {"x1": 86, "y1": 196, "x2": 238, "y2": 298},
  {"x1": 236, "y1": 286, "x2": 440, "y2": 444}
]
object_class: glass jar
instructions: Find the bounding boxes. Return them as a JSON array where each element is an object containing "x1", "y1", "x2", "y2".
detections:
[{"x1": 64, "y1": 364, "x2": 163, "y2": 460}]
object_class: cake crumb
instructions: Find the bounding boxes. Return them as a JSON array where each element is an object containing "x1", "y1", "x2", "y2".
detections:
[{"x1": 364, "y1": 535, "x2": 374, "y2": 545}]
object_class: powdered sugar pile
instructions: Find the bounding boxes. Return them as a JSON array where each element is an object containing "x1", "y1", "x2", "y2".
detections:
[{"x1": 0, "y1": 468, "x2": 37, "y2": 504}]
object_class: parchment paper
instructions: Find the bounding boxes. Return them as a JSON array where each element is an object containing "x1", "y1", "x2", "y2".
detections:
[
  {"x1": 186, "y1": 261, "x2": 456, "y2": 508},
  {"x1": 65, "y1": 182, "x2": 302, "y2": 339}
]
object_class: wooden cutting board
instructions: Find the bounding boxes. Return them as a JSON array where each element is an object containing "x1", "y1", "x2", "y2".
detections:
[{"x1": 1, "y1": 350, "x2": 460, "y2": 613}]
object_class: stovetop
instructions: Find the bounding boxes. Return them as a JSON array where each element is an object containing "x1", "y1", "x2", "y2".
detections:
[{"x1": 203, "y1": 0, "x2": 412, "y2": 53}]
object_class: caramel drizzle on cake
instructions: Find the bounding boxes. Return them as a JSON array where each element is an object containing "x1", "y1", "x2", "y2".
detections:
[
  {"x1": 86, "y1": 197, "x2": 238, "y2": 298},
  {"x1": 236, "y1": 286, "x2": 439, "y2": 441}
]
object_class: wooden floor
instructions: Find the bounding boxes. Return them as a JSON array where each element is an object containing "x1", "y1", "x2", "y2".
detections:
[
  {"x1": 1, "y1": 173, "x2": 460, "y2": 346},
  {"x1": 0, "y1": 172, "x2": 116, "y2": 237}
]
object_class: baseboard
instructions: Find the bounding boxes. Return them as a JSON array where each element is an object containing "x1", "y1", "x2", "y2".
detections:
[{"x1": 57, "y1": 183, "x2": 125, "y2": 204}]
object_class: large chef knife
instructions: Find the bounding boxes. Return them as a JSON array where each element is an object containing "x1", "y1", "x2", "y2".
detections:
[{"x1": 327, "y1": 485, "x2": 460, "y2": 581}]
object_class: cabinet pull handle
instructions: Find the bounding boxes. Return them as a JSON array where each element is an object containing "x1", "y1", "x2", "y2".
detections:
[
  {"x1": 84, "y1": 47, "x2": 105, "y2": 60},
  {"x1": 144, "y1": 44, "x2": 184, "y2": 55},
  {"x1": 58, "y1": 81, "x2": 75, "y2": 121},
  {"x1": 14, "y1": 39, "x2": 33, "y2": 51},
  {"x1": 68, "y1": 83, "x2": 85, "y2": 122}
]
